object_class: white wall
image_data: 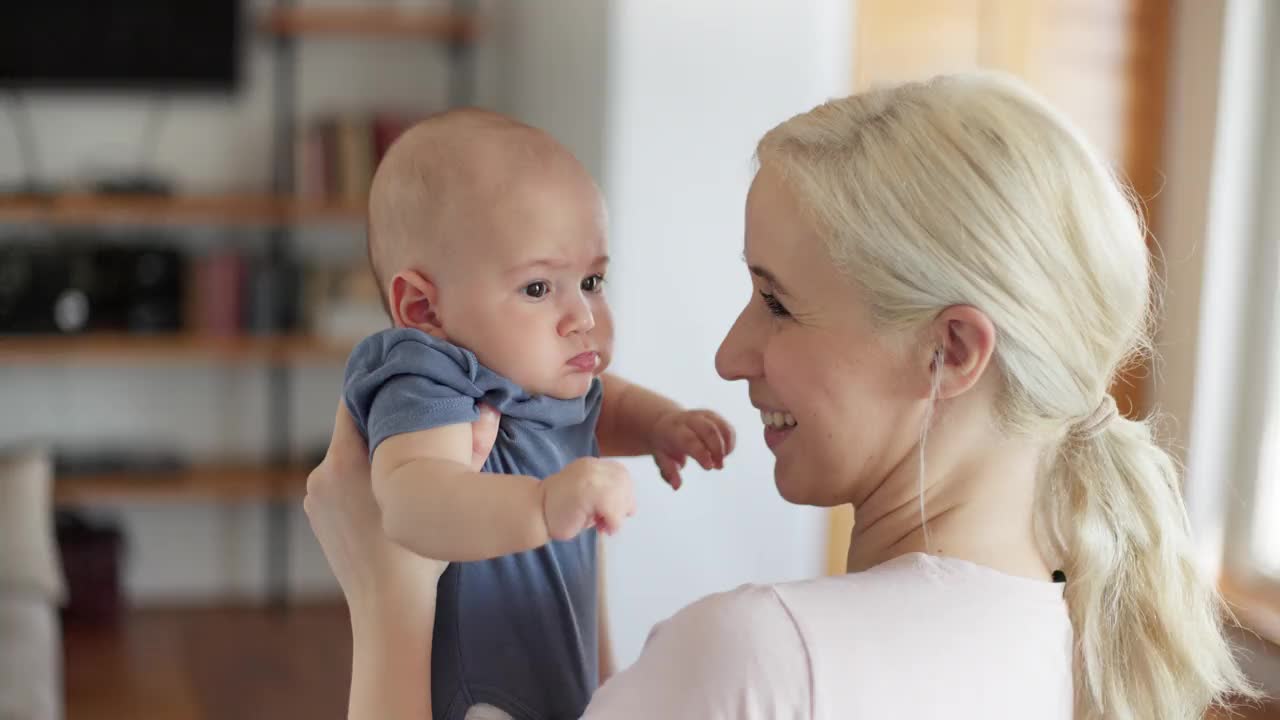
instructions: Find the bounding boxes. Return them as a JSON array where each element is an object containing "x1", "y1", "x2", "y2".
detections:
[
  {"x1": 490, "y1": 0, "x2": 611, "y2": 184},
  {"x1": 599, "y1": 0, "x2": 850, "y2": 665}
]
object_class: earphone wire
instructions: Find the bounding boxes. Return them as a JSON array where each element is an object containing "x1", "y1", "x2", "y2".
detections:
[{"x1": 918, "y1": 348, "x2": 944, "y2": 553}]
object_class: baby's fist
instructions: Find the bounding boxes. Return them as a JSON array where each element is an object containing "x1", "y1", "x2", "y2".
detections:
[
  {"x1": 650, "y1": 409, "x2": 736, "y2": 490},
  {"x1": 542, "y1": 458, "x2": 636, "y2": 540}
]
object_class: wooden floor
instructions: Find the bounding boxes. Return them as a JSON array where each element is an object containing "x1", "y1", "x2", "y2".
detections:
[
  {"x1": 64, "y1": 604, "x2": 352, "y2": 720},
  {"x1": 62, "y1": 604, "x2": 1280, "y2": 720}
]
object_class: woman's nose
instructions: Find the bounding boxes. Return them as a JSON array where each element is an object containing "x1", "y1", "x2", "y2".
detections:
[{"x1": 715, "y1": 306, "x2": 761, "y2": 381}]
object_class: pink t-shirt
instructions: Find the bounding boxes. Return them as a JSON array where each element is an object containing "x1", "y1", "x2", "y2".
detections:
[{"x1": 584, "y1": 552, "x2": 1073, "y2": 719}]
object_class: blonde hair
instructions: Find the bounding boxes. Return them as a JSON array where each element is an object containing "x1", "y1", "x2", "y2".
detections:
[{"x1": 758, "y1": 73, "x2": 1256, "y2": 720}]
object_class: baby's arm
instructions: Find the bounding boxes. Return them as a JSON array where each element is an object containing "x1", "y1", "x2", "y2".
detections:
[
  {"x1": 373, "y1": 425, "x2": 636, "y2": 562},
  {"x1": 373, "y1": 424, "x2": 543, "y2": 561},
  {"x1": 597, "y1": 373, "x2": 736, "y2": 489},
  {"x1": 595, "y1": 373, "x2": 680, "y2": 457}
]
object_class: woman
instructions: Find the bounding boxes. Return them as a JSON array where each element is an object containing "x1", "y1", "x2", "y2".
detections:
[{"x1": 306, "y1": 74, "x2": 1255, "y2": 719}]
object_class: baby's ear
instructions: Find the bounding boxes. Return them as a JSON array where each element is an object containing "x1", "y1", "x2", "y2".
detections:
[{"x1": 389, "y1": 270, "x2": 444, "y2": 336}]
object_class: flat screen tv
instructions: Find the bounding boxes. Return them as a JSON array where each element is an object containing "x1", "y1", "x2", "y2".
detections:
[{"x1": 0, "y1": 1, "x2": 241, "y2": 91}]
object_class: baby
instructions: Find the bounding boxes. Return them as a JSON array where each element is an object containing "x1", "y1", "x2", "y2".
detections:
[{"x1": 342, "y1": 109, "x2": 735, "y2": 720}]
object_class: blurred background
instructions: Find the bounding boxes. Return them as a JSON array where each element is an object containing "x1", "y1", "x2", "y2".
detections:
[{"x1": 0, "y1": 0, "x2": 1275, "y2": 718}]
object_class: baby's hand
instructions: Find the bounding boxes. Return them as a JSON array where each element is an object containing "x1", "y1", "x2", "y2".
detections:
[
  {"x1": 650, "y1": 409, "x2": 736, "y2": 490},
  {"x1": 542, "y1": 458, "x2": 636, "y2": 540}
]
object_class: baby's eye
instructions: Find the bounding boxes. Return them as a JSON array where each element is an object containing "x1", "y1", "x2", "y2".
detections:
[
  {"x1": 523, "y1": 281, "x2": 550, "y2": 299},
  {"x1": 581, "y1": 274, "x2": 605, "y2": 293}
]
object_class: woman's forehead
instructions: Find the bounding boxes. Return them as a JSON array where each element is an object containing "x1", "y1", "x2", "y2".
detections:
[
  {"x1": 743, "y1": 168, "x2": 789, "y2": 258},
  {"x1": 744, "y1": 171, "x2": 815, "y2": 267}
]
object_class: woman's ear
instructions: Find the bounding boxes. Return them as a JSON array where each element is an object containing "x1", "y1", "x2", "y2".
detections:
[
  {"x1": 927, "y1": 305, "x2": 997, "y2": 400},
  {"x1": 389, "y1": 270, "x2": 444, "y2": 336}
]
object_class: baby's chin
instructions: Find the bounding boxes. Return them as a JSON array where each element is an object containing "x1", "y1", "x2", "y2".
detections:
[{"x1": 528, "y1": 374, "x2": 595, "y2": 400}]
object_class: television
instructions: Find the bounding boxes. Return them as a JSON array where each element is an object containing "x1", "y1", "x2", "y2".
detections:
[{"x1": 0, "y1": 1, "x2": 241, "y2": 91}]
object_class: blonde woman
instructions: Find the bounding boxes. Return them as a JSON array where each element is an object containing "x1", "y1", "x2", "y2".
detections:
[{"x1": 305, "y1": 74, "x2": 1256, "y2": 719}]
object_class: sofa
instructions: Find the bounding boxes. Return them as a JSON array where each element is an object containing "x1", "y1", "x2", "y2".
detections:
[{"x1": 0, "y1": 448, "x2": 64, "y2": 720}]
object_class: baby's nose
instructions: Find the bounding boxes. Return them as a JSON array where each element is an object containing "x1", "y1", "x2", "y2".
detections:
[{"x1": 558, "y1": 297, "x2": 595, "y2": 336}]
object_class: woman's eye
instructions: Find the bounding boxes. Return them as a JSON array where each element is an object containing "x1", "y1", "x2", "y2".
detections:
[
  {"x1": 523, "y1": 281, "x2": 550, "y2": 299},
  {"x1": 760, "y1": 291, "x2": 790, "y2": 318},
  {"x1": 581, "y1": 274, "x2": 605, "y2": 293}
]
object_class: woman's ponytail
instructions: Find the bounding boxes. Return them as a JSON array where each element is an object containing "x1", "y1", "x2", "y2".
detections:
[{"x1": 1039, "y1": 410, "x2": 1256, "y2": 719}]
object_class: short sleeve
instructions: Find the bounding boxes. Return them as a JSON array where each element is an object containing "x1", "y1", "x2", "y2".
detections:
[
  {"x1": 582, "y1": 585, "x2": 813, "y2": 720},
  {"x1": 343, "y1": 329, "x2": 484, "y2": 455}
]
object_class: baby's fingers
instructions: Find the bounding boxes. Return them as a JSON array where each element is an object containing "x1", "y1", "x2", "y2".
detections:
[
  {"x1": 594, "y1": 479, "x2": 636, "y2": 535},
  {"x1": 655, "y1": 453, "x2": 685, "y2": 491},
  {"x1": 682, "y1": 416, "x2": 724, "y2": 470},
  {"x1": 708, "y1": 412, "x2": 736, "y2": 459}
]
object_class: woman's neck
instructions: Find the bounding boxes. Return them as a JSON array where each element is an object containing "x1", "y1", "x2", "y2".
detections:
[{"x1": 845, "y1": 415, "x2": 1053, "y2": 582}]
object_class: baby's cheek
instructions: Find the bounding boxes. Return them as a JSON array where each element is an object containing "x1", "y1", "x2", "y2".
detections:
[
  {"x1": 595, "y1": 346, "x2": 613, "y2": 376},
  {"x1": 591, "y1": 299, "x2": 615, "y2": 340},
  {"x1": 590, "y1": 320, "x2": 615, "y2": 375}
]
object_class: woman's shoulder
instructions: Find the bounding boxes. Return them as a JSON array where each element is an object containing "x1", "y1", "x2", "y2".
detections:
[
  {"x1": 583, "y1": 584, "x2": 813, "y2": 719},
  {"x1": 663, "y1": 581, "x2": 795, "y2": 629},
  {"x1": 651, "y1": 556, "x2": 940, "y2": 652},
  {"x1": 763, "y1": 554, "x2": 1072, "y2": 719},
  {"x1": 646, "y1": 582, "x2": 810, "y2": 676},
  {"x1": 768, "y1": 552, "x2": 1069, "y2": 633},
  {"x1": 584, "y1": 568, "x2": 941, "y2": 719}
]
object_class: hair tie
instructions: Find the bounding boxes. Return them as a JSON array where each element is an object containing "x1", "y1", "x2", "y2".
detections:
[{"x1": 1071, "y1": 395, "x2": 1118, "y2": 440}]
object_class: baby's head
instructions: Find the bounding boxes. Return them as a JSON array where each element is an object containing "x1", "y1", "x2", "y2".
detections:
[{"x1": 367, "y1": 109, "x2": 613, "y2": 400}]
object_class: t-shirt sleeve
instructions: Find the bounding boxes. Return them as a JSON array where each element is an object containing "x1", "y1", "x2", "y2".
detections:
[
  {"x1": 582, "y1": 584, "x2": 813, "y2": 720},
  {"x1": 342, "y1": 330, "x2": 484, "y2": 456}
]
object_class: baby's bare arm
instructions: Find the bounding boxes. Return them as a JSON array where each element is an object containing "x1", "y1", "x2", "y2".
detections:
[
  {"x1": 595, "y1": 373, "x2": 682, "y2": 457},
  {"x1": 596, "y1": 373, "x2": 737, "y2": 490},
  {"x1": 372, "y1": 425, "x2": 549, "y2": 562}
]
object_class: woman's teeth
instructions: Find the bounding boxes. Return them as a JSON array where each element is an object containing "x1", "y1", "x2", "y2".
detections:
[{"x1": 761, "y1": 410, "x2": 797, "y2": 429}]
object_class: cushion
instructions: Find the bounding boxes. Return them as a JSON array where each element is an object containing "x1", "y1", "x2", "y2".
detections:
[{"x1": 0, "y1": 448, "x2": 65, "y2": 601}]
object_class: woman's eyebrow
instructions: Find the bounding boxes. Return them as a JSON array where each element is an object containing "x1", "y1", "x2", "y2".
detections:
[{"x1": 748, "y1": 263, "x2": 791, "y2": 296}]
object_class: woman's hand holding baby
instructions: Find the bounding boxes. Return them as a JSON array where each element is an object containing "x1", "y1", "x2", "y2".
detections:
[
  {"x1": 543, "y1": 458, "x2": 637, "y2": 539},
  {"x1": 649, "y1": 409, "x2": 737, "y2": 490}
]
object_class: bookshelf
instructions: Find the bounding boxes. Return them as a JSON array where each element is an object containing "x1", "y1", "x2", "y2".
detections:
[
  {"x1": 0, "y1": 333, "x2": 353, "y2": 365},
  {"x1": 55, "y1": 464, "x2": 310, "y2": 506},
  {"x1": 262, "y1": 6, "x2": 481, "y2": 41},
  {"x1": 0, "y1": 194, "x2": 364, "y2": 227}
]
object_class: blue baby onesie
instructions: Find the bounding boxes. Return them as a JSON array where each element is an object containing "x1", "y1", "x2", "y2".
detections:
[{"x1": 344, "y1": 328, "x2": 603, "y2": 720}]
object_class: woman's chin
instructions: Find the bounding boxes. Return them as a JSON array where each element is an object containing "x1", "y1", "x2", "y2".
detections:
[
  {"x1": 774, "y1": 459, "x2": 854, "y2": 507},
  {"x1": 774, "y1": 463, "x2": 818, "y2": 505}
]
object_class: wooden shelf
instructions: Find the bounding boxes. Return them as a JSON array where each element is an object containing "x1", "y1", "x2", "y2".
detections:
[
  {"x1": 55, "y1": 464, "x2": 310, "y2": 505},
  {"x1": 0, "y1": 333, "x2": 353, "y2": 364},
  {"x1": 0, "y1": 193, "x2": 365, "y2": 227},
  {"x1": 262, "y1": 6, "x2": 481, "y2": 41}
]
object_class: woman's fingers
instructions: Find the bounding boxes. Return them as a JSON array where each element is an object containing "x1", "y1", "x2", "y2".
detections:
[{"x1": 471, "y1": 404, "x2": 501, "y2": 471}]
